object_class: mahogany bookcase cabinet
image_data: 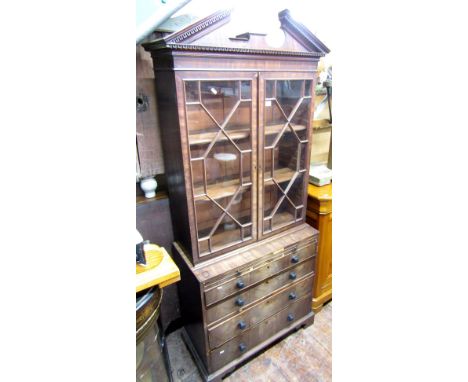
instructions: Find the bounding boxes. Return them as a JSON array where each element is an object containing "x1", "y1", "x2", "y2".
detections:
[{"x1": 143, "y1": 9, "x2": 329, "y2": 381}]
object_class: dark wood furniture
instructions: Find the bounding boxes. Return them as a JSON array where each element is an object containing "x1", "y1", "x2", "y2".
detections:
[
  {"x1": 306, "y1": 182, "x2": 332, "y2": 312},
  {"x1": 143, "y1": 8, "x2": 329, "y2": 381}
]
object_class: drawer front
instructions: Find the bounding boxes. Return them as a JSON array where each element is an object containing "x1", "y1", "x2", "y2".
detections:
[
  {"x1": 205, "y1": 257, "x2": 315, "y2": 325},
  {"x1": 204, "y1": 240, "x2": 317, "y2": 307},
  {"x1": 209, "y1": 294, "x2": 312, "y2": 372},
  {"x1": 208, "y1": 274, "x2": 313, "y2": 349}
]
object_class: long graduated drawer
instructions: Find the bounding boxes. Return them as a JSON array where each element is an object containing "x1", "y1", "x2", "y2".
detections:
[
  {"x1": 209, "y1": 294, "x2": 312, "y2": 371},
  {"x1": 205, "y1": 256, "x2": 315, "y2": 325},
  {"x1": 204, "y1": 239, "x2": 317, "y2": 307},
  {"x1": 208, "y1": 274, "x2": 314, "y2": 348}
]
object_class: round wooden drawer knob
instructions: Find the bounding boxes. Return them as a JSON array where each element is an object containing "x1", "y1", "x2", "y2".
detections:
[
  {"x1": 236, "y1": 280, "x2": 245, "y2": 289},
  {"x1": 239, "y1": 343, "x2": 247, "y2": 352},
  {"x1": 238, "y1": 320, "x2": 247, "y2": 330},
  {"x1": 235, "y1": 297, "x2": 245, "y2": 307}
]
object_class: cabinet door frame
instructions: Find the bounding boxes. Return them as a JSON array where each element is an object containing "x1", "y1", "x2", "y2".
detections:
[
  {"x1": 258, "y1": 71, "x2": 317, "y2": 241},
  {"x1": 176, "y1": 71, "x2": 259, "y2": 263}
]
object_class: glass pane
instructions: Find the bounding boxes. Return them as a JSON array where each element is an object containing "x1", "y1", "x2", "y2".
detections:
[
  {"x1": 229, "y1": 186, "x2": 252, "y2": 226},
  {"x1": 211, "y1": 215, "x2": 242, "y2": 251},
  {"x1": 263, "y1": 79, "x2": 310, "y2": 235},
  {"x1": 200, "y1": 81, "x2": 239, "y2": 126},
  {"x1": 276, "y1": 80, "x2": 303, "y2": 117},
  {"x1": 263, "y1": 180, "x2": 282, "y2": 219},
  {"x1": 272, "y1": 198, "x2": 296, "y2": 229},
  {"x1": 224, "y1": 101, "x2": 252, "y2": 151},
  {"x1": 264, "y1": 100, "x2": 287, "y2": 148},
  {"x1": 195, "y1": 196, "x2": 223, "y2": 240},
  {"x1": 273, "y1": 129, "x2": 299, "y2": 183},
  {"x1": 186, "y1": 104, "x2": 219, "y2": 147},
  {"x1": 243, "y1": 225, "x2": 252, "y2": 240},
  {"x1": 288, "y1": 173, "x2": 305, "y2": 206},
  {"x1": 185, "y1": 81, "x2": 199, "y2": 102},
  {"x1": 191, "y1": 159, "x2": 205, "y2": 196},
  {"x1": 290, "y1": 98, "x2": 310, "y2": 141},
  {"x1": 264, "y1": 147, "x2": 274, "y2": 180},
  {"x1": 241, "y1": 81, "x2": 251, "y2": 99},
  {"x1": 266, "y1": 80, "x2": 275, "y2": 99},
  {"x1": 296, "y1": 207, "x2": 304, "y2": 221},
  {"x1": 185, "y1": 79, "x2": 254, "y2": 255},
  {"x1": 304, "y1": 80, "x2": 312, "y2": 97},
  {"x1": 199, "y1": 239, "x2": 209, "y2": 256},
  {"x1": 205, "y1": 137, "x2": 240, "y2": 202},
  {"x1": 263, "y1": 219, "x2": 272, "y2": 234},
  {"x1": 242, "y1": 151, "x2": 252, "y2": 184},
  {"x1": 299, "y1": 143, "x2": 308, "y2": 171}
]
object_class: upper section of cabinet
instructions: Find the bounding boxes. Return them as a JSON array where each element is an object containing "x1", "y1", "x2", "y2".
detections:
[
  {"x1": 142, "y1": 9, "x2": 329, "y2": 266},
  {"x1": 143, "y1": 9, "x2": 330, "y2": 70}
]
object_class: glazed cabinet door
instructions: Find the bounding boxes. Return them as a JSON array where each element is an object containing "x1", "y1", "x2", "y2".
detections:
[
  {"x1": 258, "y1": 73, "x2": 316, "y2": 238},
  {"x1": 178, "y1": 72, "x2": 258, "y2": 261}
]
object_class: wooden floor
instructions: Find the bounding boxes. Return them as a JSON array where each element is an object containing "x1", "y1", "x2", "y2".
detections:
[{"x1": 165, "y1": 301, "x2": 332, "y2": 382}]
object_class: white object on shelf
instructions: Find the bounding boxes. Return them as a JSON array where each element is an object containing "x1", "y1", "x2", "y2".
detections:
[
  {"x1": 309, "y1": 164, "x2": 332, "y2": 186},
  {"x1": 214, "y1": 153, "x2": 237, "y2": 162},
  {"x1": 140, "y1": 176, "x2": 158, "y2": 198}
]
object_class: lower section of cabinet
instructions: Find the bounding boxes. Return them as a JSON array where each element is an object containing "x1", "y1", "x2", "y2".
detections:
[
  {"x1": 171, "y1": 223, "x2": 318, "y2": 380},
  {"x1": 182, "y1": 310, "x2": 315, "y2": 382}
]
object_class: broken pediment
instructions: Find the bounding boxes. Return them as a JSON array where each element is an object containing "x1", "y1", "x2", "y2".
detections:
[{"x1": 143, "y1": 9, "x2": 330, "y2": 57}]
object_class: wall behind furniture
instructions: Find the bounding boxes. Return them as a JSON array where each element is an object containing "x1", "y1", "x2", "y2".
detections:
[
  {"x1": 136, "y1": 44, "x2": 180, "y2": 331},
  {"x1": 136, "y1": 45, "x2": 165, "y2": 178}
]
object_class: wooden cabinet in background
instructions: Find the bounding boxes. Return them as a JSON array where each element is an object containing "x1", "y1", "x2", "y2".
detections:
[{"x1": 306, "y1": 182, "x2": 332, "y2": 312}]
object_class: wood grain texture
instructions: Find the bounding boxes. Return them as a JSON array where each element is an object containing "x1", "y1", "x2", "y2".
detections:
[
  {"x1": 306, "y1": 183, "x2": 332, "y2": 312},
  {"x1": 171, "y1": 224, "x2": 317, "y2": 376},
  {"x1": 142, "y1": 9, "x2": 329, "y2": 379},
  {"x1": 136, "y1": 247, "x2": 180, "y2": 292},
  {"x1": 187, "y1": 223, "x2": 317, "y2": 283}
]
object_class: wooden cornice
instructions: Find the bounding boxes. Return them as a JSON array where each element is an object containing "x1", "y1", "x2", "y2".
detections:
[
  {"x1": 143, "y1": 9, "x2": 232, "y2": 50},
  {"x1": 278, "y1": 9, "x2": 330, "y2": 55},
  {"x1": 143, "y1": 8, "x2": 330, "y2": 58}
]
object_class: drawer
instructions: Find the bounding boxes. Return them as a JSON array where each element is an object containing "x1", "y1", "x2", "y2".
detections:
[
  {"x1": 204, "y1": 240, "x2": 317, "y2": 307},
  {"x1": 205, "y1": 257, "x2": 315, "y2": 325},
  {"x1": 208, "y1": 274, "x2": 313, "y2": 349},
  {"x1": 209, "y1": 294, "x2": 312, "y2": 371}
]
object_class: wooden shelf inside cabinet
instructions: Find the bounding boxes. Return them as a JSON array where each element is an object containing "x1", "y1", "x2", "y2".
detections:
[
  {"x1": 189, "y1": 128, "x2": 250, "y2": 145},
  {"x1": 193, "y1": 168, "x2": 299, "y2": 202},
  {"x1": 188, "y1": 124, "x2": 307, "y2": 146},
  {"x1": 264, "y1": 167, "x2": 298, "y2": 184},
  {"x1": 265, "y1": 210, "x2": 301, "y2": 227},
  {"x1": 194, "y1": 179, "x2": 251, "y2": 201}
]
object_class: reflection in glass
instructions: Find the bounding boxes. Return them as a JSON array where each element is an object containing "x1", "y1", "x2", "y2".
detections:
[
  {"x1": 263, "y1": 79, "x2": 311, "y2": 234},
  {"x1": 185, "y1": 79, "x2": 254, "y2": 256}
]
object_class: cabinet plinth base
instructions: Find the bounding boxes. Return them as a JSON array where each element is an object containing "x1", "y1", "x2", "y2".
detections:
[
  {"x1": 312, "y1": 289, "x2": 332, "y2": 313},
  {"x1": 181, "y1": 312, "x2": 315, "y2": 382}
]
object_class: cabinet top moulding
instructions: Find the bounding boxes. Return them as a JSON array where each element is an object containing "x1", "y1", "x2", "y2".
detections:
[{"x1": 142, "y1": 9, "x2": 330, "y2": 65}]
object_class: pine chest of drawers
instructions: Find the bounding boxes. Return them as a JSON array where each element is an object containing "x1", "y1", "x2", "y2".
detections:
[{"x1": 172, "y1": 224, "x2": 318, "y2": 381}]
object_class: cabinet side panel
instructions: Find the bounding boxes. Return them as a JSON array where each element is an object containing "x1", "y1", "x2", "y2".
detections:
[
  {"x1": 154, "y1": 70, "x2": 193, "y2": 256},
  {"x1": 171, "y1": 244, "x2": 209, "y2": 367}
]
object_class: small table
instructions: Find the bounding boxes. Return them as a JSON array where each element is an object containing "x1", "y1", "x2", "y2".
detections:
[{"x1": 306, "y1": 182, "x2": 332, "y2": 312}]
